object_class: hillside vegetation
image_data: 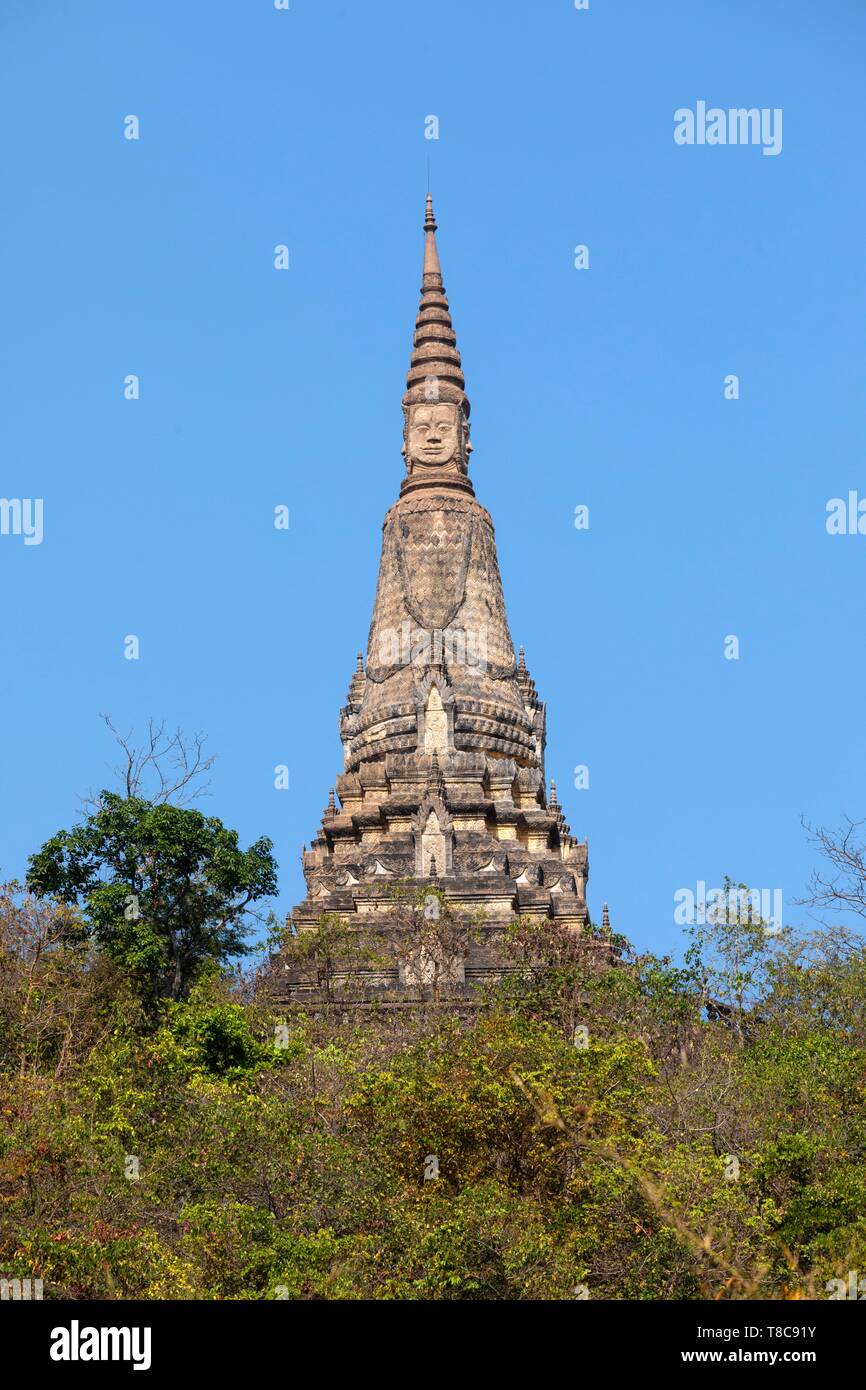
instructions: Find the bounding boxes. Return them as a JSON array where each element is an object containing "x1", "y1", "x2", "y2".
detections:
[{"x1": 2, "y1": 866, "x2": 866, "y2": 1300}]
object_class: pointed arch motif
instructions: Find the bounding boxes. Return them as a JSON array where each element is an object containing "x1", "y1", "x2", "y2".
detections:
[
  {"x1": 413, "y1": 790, "x2": 453, "y2": 877},
  {"x1": 414, "y1": 668, "x2": 455, "y2": 755}
]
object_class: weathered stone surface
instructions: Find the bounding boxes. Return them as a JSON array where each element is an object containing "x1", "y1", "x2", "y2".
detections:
[{"x1": 280, "y1": 196, "x2": 590, "y2": 996}]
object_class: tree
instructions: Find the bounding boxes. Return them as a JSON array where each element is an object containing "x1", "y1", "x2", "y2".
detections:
[
  {"x1": 387, "y1": 884, "x2": 476, "y2": 1001},
  {"x1": 84, "y1": 714, "x2": 216, "y2": 810},
  {"x1": 0, "y1": 880, "x2": 104, "y2": 1078},
  {"x1": 270, "y1": 912, "x2": 388, "y2": 1008},
  {"x1": 801, "y1": 817, "x2": 866, "y2": 928},
  {"x1": 683, "y1": 876, "x2": 787, "y2": 1042},
  {"x1": 26, "y1": 793, "x2": 276, "y2": 1004}
]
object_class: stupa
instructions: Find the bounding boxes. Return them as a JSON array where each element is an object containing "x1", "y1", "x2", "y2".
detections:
[{"x1": 285, "y1": 195, "x2": 590, "y2": 991}]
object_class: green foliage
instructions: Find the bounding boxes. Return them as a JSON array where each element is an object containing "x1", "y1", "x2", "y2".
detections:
[
  {"x1": 155, "y1": 983, "x2": 299, "y2": 1080},
  {"x1": 3, "y1": 872, "x2": 866, "y2": 1300},
  {"x1": 275, "y1": 912, "x2": 388, "y2": 1001},
  {"x1": 26, "y1": 792, "x2": 276, "y2": 1004}
]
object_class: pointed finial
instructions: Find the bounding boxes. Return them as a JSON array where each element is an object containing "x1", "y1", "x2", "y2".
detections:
[
  {"x1": 602, "y1": 902, "x2": 610, "y2": 931},
  {"x1": 422, "y1": 192, "x2": 442, "y2": 282},
  {"x1": 327, "y1": 788, "x2": 336, "y2": 815},
  {"x1": 356, "y1": 651, "x2": 364, "y2": 674},
  {"x1": 518, "y1": 646, "x2": 526, "y2": 671},
  {"x1": 403, "y1": 194, "x2": 469, "y2": 433},
  {"x1": 549, "y1": 779, "x2": 558, "y2": 808}
]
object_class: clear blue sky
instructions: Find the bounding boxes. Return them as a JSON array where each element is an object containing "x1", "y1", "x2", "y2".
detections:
[{"x1": 2, "y1": 0, "x2": 864, "y2": 958}]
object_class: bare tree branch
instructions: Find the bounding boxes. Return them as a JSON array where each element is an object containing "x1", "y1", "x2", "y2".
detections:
[
  {"x1": 80, "y1": 714, "x2": 217, "y2": 811},
  {"x1": 798, "y1": 816, "x2": 866, "y2": 925}
]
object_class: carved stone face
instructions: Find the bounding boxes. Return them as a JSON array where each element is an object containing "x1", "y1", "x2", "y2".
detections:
[{"x1": 407, "y1": 403, "x2": 459, "y2": 467}]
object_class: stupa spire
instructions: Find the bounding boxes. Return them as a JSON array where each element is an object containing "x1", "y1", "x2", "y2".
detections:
[
  {"x1": 284, "y1": 194, "x2": 593, "y2": 1001},
  {"x1": 422, "y1": 193, "x2": 442, "y2": 283},
  {"x1": 401, "y1": 194, "x2": 472, "y2": 495}
]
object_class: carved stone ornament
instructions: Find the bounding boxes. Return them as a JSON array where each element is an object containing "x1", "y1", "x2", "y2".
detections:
[
  {"x1": 402, "y1": 398, "x2": 472, "y2": 477},
  {"x1": 282, "y1": 194, "x2": 595, "y2": 1000}
]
